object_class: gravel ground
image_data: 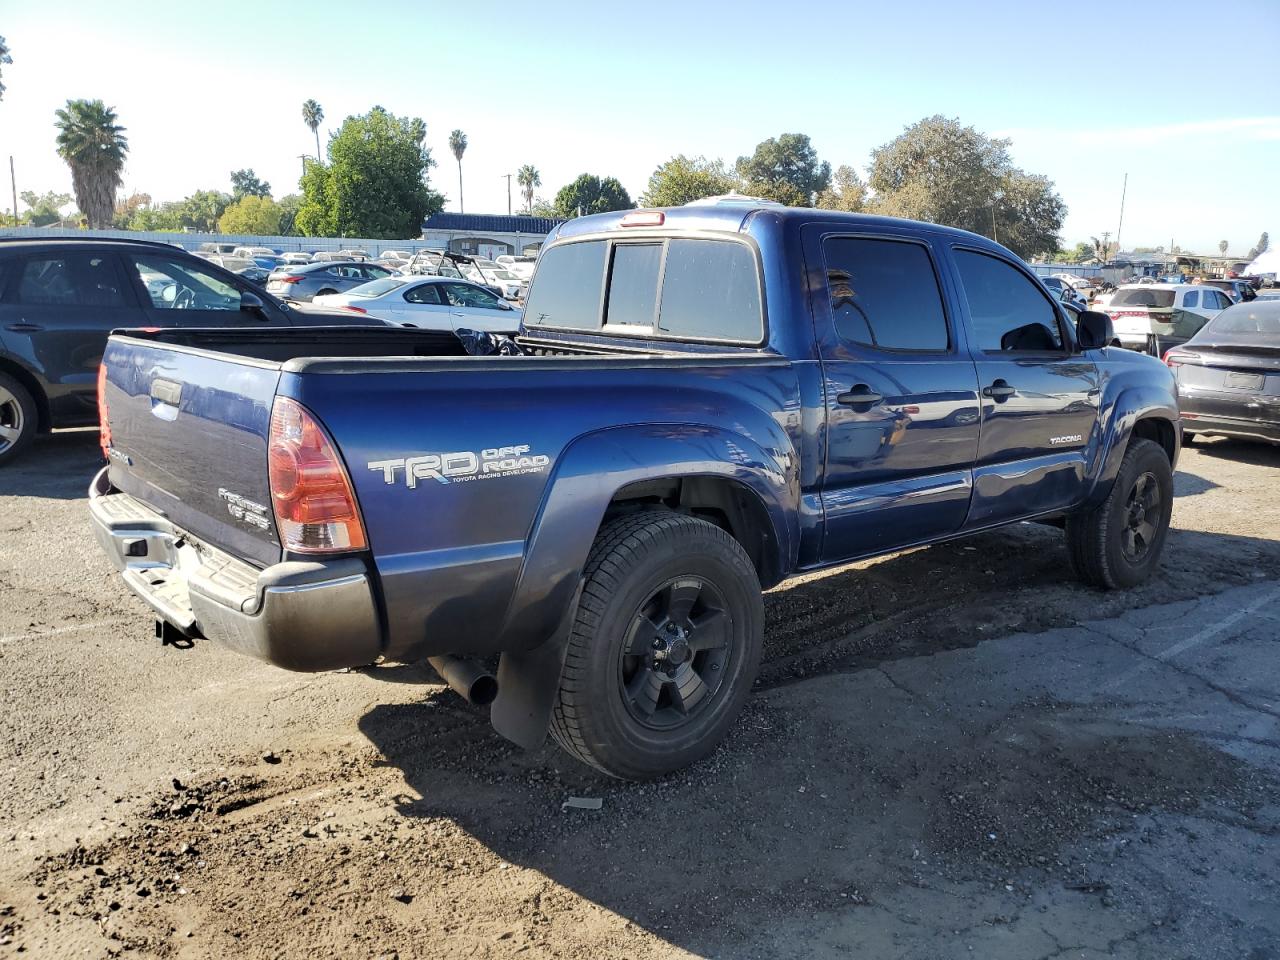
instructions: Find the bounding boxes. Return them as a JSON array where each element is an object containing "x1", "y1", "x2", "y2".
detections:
[{"x1": 1, "y1": 429, "x2": 1278, "y2": 959}]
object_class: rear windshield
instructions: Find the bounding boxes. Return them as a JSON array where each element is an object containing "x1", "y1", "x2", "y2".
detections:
[
  {"x1": 348, "y1": 277, "x2": 404, "y2": 297},
  {"x1": 1112, "y1": 288, "x2": 1175, "y2": 308},
  {"x1": 1201, "y1": 303, "x2": 1280, "y2": 342},
  {"x1": 524, "y1": 237, "x2": 763, "y2": 343}
]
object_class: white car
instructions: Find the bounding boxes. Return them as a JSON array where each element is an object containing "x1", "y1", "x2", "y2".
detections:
[
  {"x1": 496, "y1": 254, "x2": 538, "y2": 282},
  {"x1": 463, "y1": 261, "x2": 527, "y2": 300},
  {"x1": 1104, "y1": 283, "x2": 1232, "y2": 348},
  {"x1": 312, "y1": 276, "x2": 522, "y2": 334},
  {"x1": 280, "y1": 252, "x2": 312, "y2": 265}
]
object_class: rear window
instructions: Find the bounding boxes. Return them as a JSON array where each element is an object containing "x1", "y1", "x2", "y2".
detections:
[
  {"x1": 1112, "y1": 288, "x2": 1175, "y2": 308},
  {"x1": 525, "y1": 237, "x2": 763, "y2": 342},
  {"x1": 349, "y1": 277, "x2": 403, "y2": 297},
  {"x1": 1202, "y1": 303, "x2": 1280, "y2": 342}
]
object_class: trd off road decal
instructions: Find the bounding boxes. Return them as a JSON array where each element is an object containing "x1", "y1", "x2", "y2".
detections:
[{"x1": 368, "y1": 445, "x2": 551, "y2": 488}]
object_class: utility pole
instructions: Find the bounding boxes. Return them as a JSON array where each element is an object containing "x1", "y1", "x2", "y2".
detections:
[
  {"x1": 501, "y1": 174, "x2": 512, "y2": 215},
  {"x1": 298, "y1": 154, "x2": 309, "y2": 180},
  {"x1": 1115, "y1": 172, "x2": 1128, "y2": 257},
  {"x1": 1101, "y1": 231, "x2": 1112, "y2": 263},
  {"x1": 10, "y1": 156, "x2": 17, "y2": 228}
]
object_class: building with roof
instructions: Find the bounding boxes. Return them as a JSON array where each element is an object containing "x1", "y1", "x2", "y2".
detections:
[{"x1": 420, "y1": 213, "x2": 566, "y2": 260}]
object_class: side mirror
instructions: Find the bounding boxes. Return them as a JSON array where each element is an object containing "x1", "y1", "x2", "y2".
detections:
[
  {"x1": 240, "y1": 291, "x2": 268, "y2": 317},
  {"x1": 1076, "y1": 310, "x2": 1114, "y2": 350},
  {"x1": 498, "y1": 300, "x2": 513, "y2": 311}
]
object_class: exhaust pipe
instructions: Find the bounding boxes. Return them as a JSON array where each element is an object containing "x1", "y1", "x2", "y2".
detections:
[{"x1": 428, "y1": 655, "x2": 499, "y2": 706}]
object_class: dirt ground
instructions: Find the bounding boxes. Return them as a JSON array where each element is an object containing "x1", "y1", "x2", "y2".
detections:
[{"x1": 1, "y1": 430, "x2": 1278, "y2": 959}]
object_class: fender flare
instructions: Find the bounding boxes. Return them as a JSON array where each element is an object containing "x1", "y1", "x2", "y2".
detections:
[
  {"x1": 1083, "y1": 382, "x2": 1179, "y2": 509},
  {"x1": 489, "y1": 421, "x2": 798, "y2": 749}
]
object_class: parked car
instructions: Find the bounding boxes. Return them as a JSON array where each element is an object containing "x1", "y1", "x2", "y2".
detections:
[
  {"x1": 1103, "y1": 283, "x2": 1231, "y2": 349},
  {"x1": 338, "y1": 248, "x2": 371, "y2": 261},
  {"x1": 0, "y1": 237, "x2": 384, "y2": 465},
  {"x1": 1200, "y1": 278, "x2": 1257, "y2": 303},
  {"x1": 312, "y1": 276, "x2": 522, "y2": 332},
  {"x1": 1041, "y1": 276, "x2": 1087, "y2": 309},
  {"x1": 1165, "y1": 300, "x2": 1280, "y2": 445},
  {"x1": 309, "y1": 251, "x2": 350, "y2": 263},
  {"x1": 377, "y1": 250, "x2": 414, "y2": 263},
  {"x1": 89, "y1": 204, "x2": 1180, "y2": 779},
  {"x1": 232, "y1": 246, "x2": 279, "y2": 260},
  {"x1": 465, "y1": 263, "x2": 527, "y2": 300},
  {"x1": 280, "y1": 252, "x2": 312, "y2": 265},
  {"x1": 266, "y1": 261, "x2": 395, "y2": 302},
  {"x1": 496, "y1": 254, "x2": 538, "y2": 282},
  {"x1": 404, "y1": 250, "x2": 506, "y2": 299},
  {"x1": 198, "y1": 242, "x2": 238, "y2": 256}
]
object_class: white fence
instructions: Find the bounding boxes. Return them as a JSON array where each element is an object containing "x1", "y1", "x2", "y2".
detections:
[{"x1": 0, "y1": 226, "x2": 431, "y2": 257}]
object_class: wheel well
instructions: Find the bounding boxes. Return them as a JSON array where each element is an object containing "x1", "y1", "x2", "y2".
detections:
[
  {"x1": 1130, "y1": 417, "x2": 1176, "y2": 464},
  {"x1": 0, "y1": 356, "x2": 51, "y2": 432},
  {"x1": 605, "y1": 477, "x2": 782, "y2": 588}
]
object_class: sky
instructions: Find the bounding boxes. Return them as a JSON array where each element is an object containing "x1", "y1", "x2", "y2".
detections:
[{"x1": 2, "y1": 0, "x2": 1277, "y2": 255}]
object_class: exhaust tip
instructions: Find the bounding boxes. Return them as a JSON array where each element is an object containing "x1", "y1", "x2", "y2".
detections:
[{"x1": 469, "y1": 674, "x2": 499, "y2": 706}]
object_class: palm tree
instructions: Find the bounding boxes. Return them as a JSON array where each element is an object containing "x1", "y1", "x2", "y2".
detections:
[
  {"x1": 0, "y1": 35, "x2": 12, "y2": 101},
  {"x1": 448, "y1": 129, "x2": 468, "y2": 213},
  {"x1": 1218, "y1": 240, "x2": 1229, "y2": 257},
  {"x1": 517, "y1": 164, "x2": 541, "y2": 214},
  {"x1": 54, "y1": 99, "x2": 128, "y2": 229},
  {"x1": 302, "y1": 99, "x2": 324, "y2": 162}
]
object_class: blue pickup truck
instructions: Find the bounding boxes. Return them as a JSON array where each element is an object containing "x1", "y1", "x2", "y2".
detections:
[{"x1": 90, "y1": 204, "x2": 1181, "y2": 779}]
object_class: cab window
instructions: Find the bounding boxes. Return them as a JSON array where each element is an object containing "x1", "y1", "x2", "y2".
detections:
[{"x1": 955, "y1": 249, "x2": 1064, "y2": 352}]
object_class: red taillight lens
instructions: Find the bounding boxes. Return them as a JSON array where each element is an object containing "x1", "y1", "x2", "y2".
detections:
[
  {"x1": 342, "y1": 305, "x2": 367, "y2": 314},
  {"x1": 621, "y1": 210, "x2": 665, "y2": 227},
  {"x1": 267, "y1": 397, "x2": 366, "y2": 553},
  {"x1": 280, "y1": 275, "x2": 303, "y2": 284},
  {"x1": 97, "y1": 363, "x2": 112, "y2": 459},
  {"x1": 1164, "y1": 351, "x2": 1182, "y2": 368}
]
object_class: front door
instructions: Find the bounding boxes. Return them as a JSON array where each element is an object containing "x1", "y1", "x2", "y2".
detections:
[
  {"x1": 806, "y1": 227, "x2": 982, "y2": 563},
  {"x1": 0, "y1": 250, "x2": 145, "y2": 426},
  {"x1": 947, "y1": 246, "x2": 1100, "y2": 527}
]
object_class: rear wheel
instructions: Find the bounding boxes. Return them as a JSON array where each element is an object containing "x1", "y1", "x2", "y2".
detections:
[
  {"x1": 550, "y1": 511, "x2": 763, "y2": 780},
  {"x1": 1066, "y1": 437, "x2": 1173, "y2": 589},
  {"x1": 316, "y1": 288, "x2": 338, "y2": 297},
  {"x1": 0, "y1": 373, "x2": 38, "y2": 467}
]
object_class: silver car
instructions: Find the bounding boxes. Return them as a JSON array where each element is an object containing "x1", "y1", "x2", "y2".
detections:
[{"x1": 265, "y1": 260, "x2": 395, "y2": 302}]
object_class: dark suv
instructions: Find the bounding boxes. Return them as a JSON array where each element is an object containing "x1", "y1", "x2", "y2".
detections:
[{"x1": 0, "y1": 237, "x2": 381, "y2": 465}]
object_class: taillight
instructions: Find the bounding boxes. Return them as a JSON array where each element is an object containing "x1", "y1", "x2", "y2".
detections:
[
  {"x1": 280, "y1": 275, "x2": 304, "y2": 284},
  {"x1": 97, "y1": 363, "x2": 112, "y2": 459},
  {"x1": 342, "y1": 305, "x2": 367, "y2": 314},
  {"x1": 1163, "y1": 351, "x2": 1181, "y2": 367},
  {"x1": 267, "y1": 397, "x2": 366, "y2": 553}
]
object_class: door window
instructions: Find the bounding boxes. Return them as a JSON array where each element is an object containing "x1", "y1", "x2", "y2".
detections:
[
  {"x1": 403, "y1": 283, "x2": 444, "y2": 305},
  {"x1": 442, "y1": 282, "x2": 503, "y2": 310},
  {"x1": 130, "y1": 255, "x2": 242, "y2": 310},
  {"x1": 14, "y1": 254, "x2": 127, "y2": 307},
  {"x1": 822, "y1": 237, "x2": 950, "y2": 352},
  {"x1": 955, "y1": 249, "x2": 1064, "y2": 352},
  {"x1": 1182, "y1": 290, "x2": 1199, "y2": 309}
]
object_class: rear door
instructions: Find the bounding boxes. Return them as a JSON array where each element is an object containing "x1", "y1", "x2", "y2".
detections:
[
  {"x1": 0, "y1": 249, "x2": 145, "y2": 426},
  {"x1": 946, "y1": 246, "x2": 1100, "y2": 527},
  {"x1": 123, "y1": 251, "x2": 291, "y2": 328},
  {"x1": 804, "y1": 226, "x2": 982, "y2": 562}
]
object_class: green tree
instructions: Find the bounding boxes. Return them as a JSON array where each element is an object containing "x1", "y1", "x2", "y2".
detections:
[
  {"x1": 736, "y1": 133, "x2": 830, "y2": 206},
  {"x1": 302, "y1": 99, "x2": 324, "y2": 161},
  {"x1": 230, "y1": 168, "x2": 271, "y2": 200},
  {"x1": 218, "y1": 195, "x2": 283, "y2": 234},
  {"x1": 815, "y1": 164, "x2": 867, "y2": 212},
  {"x1": 127, "y1": 202, "x2": 184, "y2": 232},
  {"x1": 296, "y1": 107, "x2": 444, "y2": 238},
  {"x1": 448, "y1": 129, "x2": 468, "y2": 213},
  {"x1": 640, "y1": 155, "x2": 739, "y2": 207},
  {"x1": 0, "y1": 35, "x2": 11, "y2": 101},
  {"x1": 277, "y1": 193, "x2": 303, "y2": 236},
  {"x1": 554, "y1": 174, "x2": 633, "y2": 218},
  {"x1": 179, "y1": 190, "x2": 232, "y2": 232},
  {"x1": 54, "y1": 99, "x2": 129, "y2": 229},
  {"x1": 1247, "y1": 232, "x2": 1269, "y2": 260},
  {"x1": 517, "y1": 164, "x2": 541, "y2": 213},
  {"x1": 528, "y1": 198, "x2": 558, "y2": 219},
  {"x1": 868, "y1": 115, "x2": 1065, "y2": 259},
  {"x1": 19, "y1": 190, "x2": 73, "y2": 227}
]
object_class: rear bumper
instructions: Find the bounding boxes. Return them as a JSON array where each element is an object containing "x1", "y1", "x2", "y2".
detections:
[
  {"x1": 88, "y1": 468, "x2": 383, "y2": 671},
  {"x1": 1181, "y1": 412, "x2": 1280, "y2": 444},
  {"x1": 1180, "y1": 390, "x2": 1280, "y2": 444}
]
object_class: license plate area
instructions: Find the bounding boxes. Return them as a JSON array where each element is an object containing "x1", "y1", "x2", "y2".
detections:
[{"x1": 1225, "y1": 372, "x2": 1264, "y2": 391}]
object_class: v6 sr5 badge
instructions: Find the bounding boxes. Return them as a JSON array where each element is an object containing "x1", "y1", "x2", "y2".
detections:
[{"x1": 368, "y1": 444, "x2": 550, "y2": 488}]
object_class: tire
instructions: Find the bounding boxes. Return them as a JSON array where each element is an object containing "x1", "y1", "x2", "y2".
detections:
[
  {"x1": 316, "y1": 288, "x2": 338, "y2": 297},
  {"x1": 1066, "y1": 437, "x2": 1173, "y2": 589},
  {"x1": 1182, "y1": 432, "x2": 1196, "y2": 446},
  {"x1": 549, "y1": 511, "x2": 764, "y2": 780},
  {"x1": 0, "y1": 372, "x2": 38, "y2": 467}
]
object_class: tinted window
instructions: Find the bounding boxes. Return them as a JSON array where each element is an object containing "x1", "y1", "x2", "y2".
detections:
[
  {"x1": 605, "y1": 244, "x2": 661, "y2": 328},
  {"x1": 131, "y1": 255, "x2": 241, "y2": 310},
  {"x1": 657, "y1": 239, "x2": 761, "y2": 342},
  {"x1": 443, "y1": 282, "x2": 502, "y2": 310},
  {"x1": 15, "y1": 254, "x2": 126, "y2": 307},
  {"x1": 1202, "y1": 302, "x2": 1280, "y2": 341},
  {"x1": 822, "y1": 237, "x2": 949, "y2": 351},
  {"x1": 1182, "y1": 290, "x2": 1199, "y2": 308},
  {"x1": 1112, "y1": 288, "x2": 1175, "y2": 308},
  {"x1": 524, "y1": 240, "x2": 606, "y2": 329},
  {"x1": 403, "y1": 283, "x2": 443, "y2": 305},
  {"x1": 955, "y1": 250, "x2": 1063, "y2": 352}
]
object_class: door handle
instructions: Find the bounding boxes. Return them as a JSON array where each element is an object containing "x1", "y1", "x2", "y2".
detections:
[
  {"x1": 4, "y1": 322, "x2": 43, "y2": 332},
  {"x1": 836, "y1": 385, "x2": 884, "y2": 407},
  {"x1": 982, "y1": 380, "x2": 1017, "y2": 401}
]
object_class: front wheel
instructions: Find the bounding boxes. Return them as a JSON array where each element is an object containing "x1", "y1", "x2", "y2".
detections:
[
  {"x1": 1066, "y1": 437, "x2": 1173, "y2": 589},
  {"x1": 550, "y1": 511, "x2": 764, "y2": 780},
  {"x1": 0, "y1": 373, "x2": 38, "y2": 467}
]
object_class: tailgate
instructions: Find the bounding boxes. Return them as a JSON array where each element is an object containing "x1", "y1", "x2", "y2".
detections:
[{"x1": 100, "y1": 335, "x2": 283, "y2": 567}]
